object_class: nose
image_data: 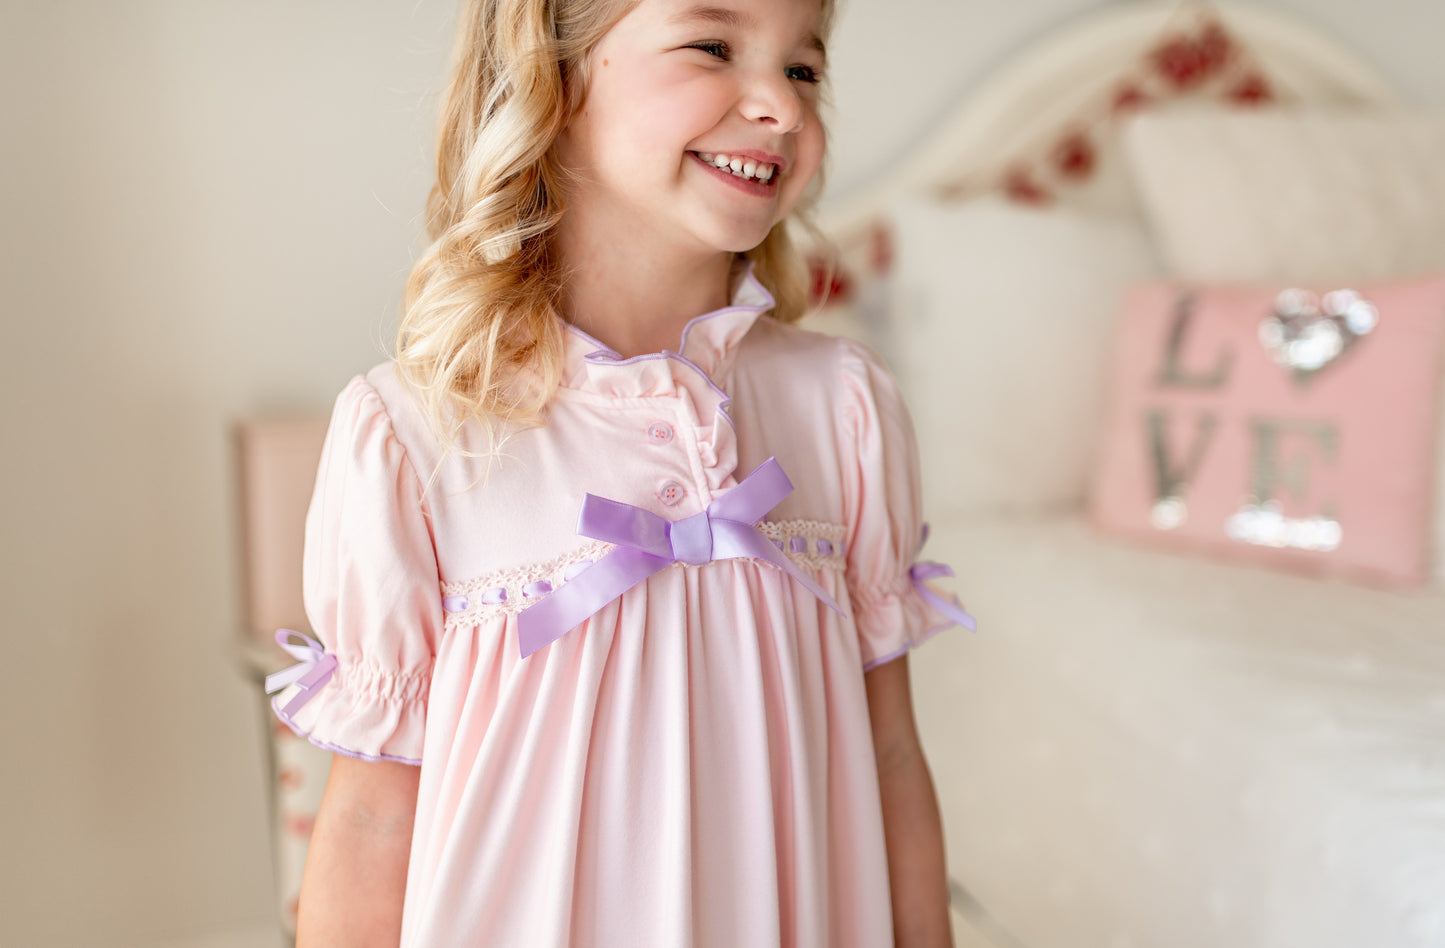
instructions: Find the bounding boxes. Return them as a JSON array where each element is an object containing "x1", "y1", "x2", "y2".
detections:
[{"x1": 739, "y1": 69, "x2": 805, "y2": 134}]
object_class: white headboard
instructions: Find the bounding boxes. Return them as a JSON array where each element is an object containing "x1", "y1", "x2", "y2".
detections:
[{"x1": 818, "y1": 1, "x2": 1401, "y2": 238}]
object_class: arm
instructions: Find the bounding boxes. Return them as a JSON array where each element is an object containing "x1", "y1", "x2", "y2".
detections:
[
  {"x1": 865, "y1": 655, "x2": 953, "y2": 948},
  {"x1": 296, "y1": 756, "x2": 421, "y2": 948}
]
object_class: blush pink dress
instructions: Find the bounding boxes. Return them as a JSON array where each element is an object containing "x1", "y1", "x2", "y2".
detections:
[{"x1": 270, "y1": 268, "x2": 971, "y2": 947}]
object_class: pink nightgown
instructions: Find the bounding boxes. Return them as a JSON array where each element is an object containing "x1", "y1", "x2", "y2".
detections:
[{"x1": 270, "y1": 267, "x2": 970, "y2": 947}]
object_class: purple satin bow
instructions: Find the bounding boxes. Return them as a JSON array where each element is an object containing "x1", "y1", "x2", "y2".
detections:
[
  {"x1": 909, "y1": 523, "x2": 977, "y2": 632},
  {"x1": 265, "y1": 629, "x2": 338, "y2": 717},
  {"x1": 516, "y1": 457, "x2": 843, "y2": 658}
]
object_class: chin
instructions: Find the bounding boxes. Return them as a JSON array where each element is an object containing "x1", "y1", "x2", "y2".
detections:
[
  {"x1": 724, "y1": 237, "x2": 769, "y2": 255},
  {"x1": 708, "y1": 225, "x2": 780, "y2": 256}
]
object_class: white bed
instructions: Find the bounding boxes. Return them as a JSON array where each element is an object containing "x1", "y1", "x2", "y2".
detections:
[
  {"x1": 809, "y1": 4, "x2": 1445, "y2": 947},
  {"x1": 920, "y1": 520, "x2": 1445, "y2": 948}
]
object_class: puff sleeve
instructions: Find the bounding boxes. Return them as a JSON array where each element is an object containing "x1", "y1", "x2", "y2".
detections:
[
  {"x1": 270, "y1": 375, "x2": 442, "y2": 764},
  {"x1": 837, "y1": 340, "x2": 973, "y2": 670}
]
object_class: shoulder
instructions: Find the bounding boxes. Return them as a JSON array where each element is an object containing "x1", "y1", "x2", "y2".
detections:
[
  {"x1": 737, "y1": 318, "x2": 905, "y2": 422},
  {"x1": 314, "y1": 361, "x2": 452, "y2": 486},
  {"x1": 740, "y1": 317, "x2": 893, "y2": 387},
  {"x1": 354, "y1": 360, "x2": 450, "y2": 458},
  {"x1": 356, "y1": 360, "x2": 414, "y2": 426}
]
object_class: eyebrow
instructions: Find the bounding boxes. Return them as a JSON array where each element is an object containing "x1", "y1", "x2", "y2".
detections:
[{"x1": 667, "y1": 4, "x2": 828, "y2": 60}]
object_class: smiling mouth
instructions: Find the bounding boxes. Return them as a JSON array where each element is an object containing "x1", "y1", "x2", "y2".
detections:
[{"x1": 693, "y1": 152, "x2": 778, "y2": 184}]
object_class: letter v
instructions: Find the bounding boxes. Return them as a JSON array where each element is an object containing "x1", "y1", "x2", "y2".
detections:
[{"x1": 1145, "y1": 409, "x2": 1219, "y2": 502}]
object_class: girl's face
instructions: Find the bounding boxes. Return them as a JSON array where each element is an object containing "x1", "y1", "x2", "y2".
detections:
[{"x1": 555, "y1": 0, "x2": 827, "y2": 259}]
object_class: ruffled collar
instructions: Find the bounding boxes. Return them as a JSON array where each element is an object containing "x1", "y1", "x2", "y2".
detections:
[{"x1": 557, "y1": 263, "x2": 775, "y2": 398}]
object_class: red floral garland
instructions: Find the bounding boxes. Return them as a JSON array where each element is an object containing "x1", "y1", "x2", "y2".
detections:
[{"x1": 809, "y1": 7, "x2": 1278, "y2": 306}]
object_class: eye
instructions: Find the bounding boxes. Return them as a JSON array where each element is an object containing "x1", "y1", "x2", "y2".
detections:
[
  {"x1": 785, "y1": 64, "x2": 822, "y2": 84},
  {"x1": 687, "y1": 41, "x2": 730, "y2": 60}
]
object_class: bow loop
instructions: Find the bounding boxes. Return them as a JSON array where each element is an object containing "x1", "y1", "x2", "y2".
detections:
[
  {"x1": 577, "y1": 494, "x2": 672, "y2": 557},
  {"x1": 265, "y1": 629, "x2": 339, "y2": 718},
  {"x1": 909, "y1": 524, "x2": 977, "y2": 633},
  {"x1": 707, "y1": 457, "x2": 793, "y2": 524}
]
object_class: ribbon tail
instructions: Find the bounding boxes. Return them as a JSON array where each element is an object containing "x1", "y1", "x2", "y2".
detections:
[
  {"x1": 275, "y1": 658, "x2": 339, "y2": 718},
  {"x1": 910, "y1": 562, "x2": 977, "y2": 632},
  {"x1": 264, "y1": 630, "x2": 340, "y2": 717},
  {"x1": 264, "y1": 663, "x2": 309, "y2": 694},
  {"x1": 718, "y1": 522, "x2": 845, "y2": 617},
  {"x1": 517, "y1": 548, "x2": 671, "y2": 658}
]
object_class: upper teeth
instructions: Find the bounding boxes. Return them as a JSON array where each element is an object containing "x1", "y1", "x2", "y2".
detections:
[{"x1": 697, "y1": 153, "x2": 775, "y2": 182}]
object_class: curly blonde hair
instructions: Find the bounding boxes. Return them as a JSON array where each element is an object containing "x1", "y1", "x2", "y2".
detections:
[{"x1": 397, "y1": 0, "x2": 833, "y2": 451}]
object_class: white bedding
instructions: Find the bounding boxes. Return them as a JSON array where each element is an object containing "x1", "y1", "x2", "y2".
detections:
[{"x1": 914, "y1": 513, "x2": 1445, "y2": 948}]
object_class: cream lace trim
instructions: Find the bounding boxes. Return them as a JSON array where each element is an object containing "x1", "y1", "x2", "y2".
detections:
[
  {"x1": 440, "y1": 518, "x2": 847, "y2": 628},
  {"x1": 755, "y1": 519, "x2": 848, "y2": 572},
  {"x1": 756, "y1": 518, "x2": 845, "y2": 542},
  {"x1": 441, "y1": 539, "x2": 617, "y2": 598}
]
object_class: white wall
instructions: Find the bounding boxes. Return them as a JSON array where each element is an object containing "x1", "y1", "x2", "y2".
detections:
[
  {"x1": 0, "y1": 0, "x2": 1440, "y2": 944},
  {"x1": 0, "y1": 3, "x2": 455, "y2": 944}
]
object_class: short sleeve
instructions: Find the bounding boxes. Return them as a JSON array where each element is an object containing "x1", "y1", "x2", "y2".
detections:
[
  {"x1": 837, "y1": 340, "x2": 961, "y2": 670},
  {"x1": 273, "y1": 375, "x2": 442, "y2": 764}
]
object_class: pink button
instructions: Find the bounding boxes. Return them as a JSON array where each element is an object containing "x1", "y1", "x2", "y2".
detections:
[
  {"x1": 658, "y1": 481, "x2": 685, "y2": 506},
  {"x1": 647, "y1": 422, "x2": 674, "y2": 445}
]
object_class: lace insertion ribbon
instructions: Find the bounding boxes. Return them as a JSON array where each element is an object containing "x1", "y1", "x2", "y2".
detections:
[
  {"x1": 909, "y1": 523, "x2": 977, "y2": 632},
  {"x1": 265, "y1": 629, "x2": 338, "y2": 717},
  {"x1": 516, "y1": 457, "x2": 844, "y2": 658}
]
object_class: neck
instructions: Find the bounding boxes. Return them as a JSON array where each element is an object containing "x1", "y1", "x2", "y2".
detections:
[{"x1": 554, "y1": 202, "x2": 737, "y2": 359}]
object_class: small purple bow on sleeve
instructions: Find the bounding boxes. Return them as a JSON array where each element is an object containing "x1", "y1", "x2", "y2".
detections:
[
  {"x1": 909, "y1": 523, "x2": 977, "y2": 632},
  {"x1": 265, "y1": 629, "x2": 338, "y2": 717},
  {"x1": 516, "y1": 457, "x2": 843, "y2": 658}
]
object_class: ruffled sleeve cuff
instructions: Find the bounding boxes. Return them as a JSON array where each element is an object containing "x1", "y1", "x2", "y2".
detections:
[
  {"x1": 270, "y1": 636, "x2": 430, "y2": 764},
  {"x1": 852, "y1": 560, "x2": 976, "y2": 672}
]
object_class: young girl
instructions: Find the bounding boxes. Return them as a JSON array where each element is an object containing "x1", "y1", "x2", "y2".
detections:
[{"x1": 267, "y1": 0, "x2": 973, "y2": 943}]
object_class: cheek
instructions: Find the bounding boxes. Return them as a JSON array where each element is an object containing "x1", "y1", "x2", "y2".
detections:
[
  {"x1": 604, "y1": 80, "x2": 712, "y2": 152},
  {"x1": 655, "y1": 81, "x2": 735, "y2": 139},
  {"x1": 802, "y1": 120, "x2": 826, "y2": 172},
  {"x1": 791, "y1": 122, "x2": 827, "y2": 189}
]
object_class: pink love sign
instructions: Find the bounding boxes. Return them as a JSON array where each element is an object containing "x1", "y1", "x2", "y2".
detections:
[{"x1": 1089, "y1": 274, "x2": 1445, "y2": 586}]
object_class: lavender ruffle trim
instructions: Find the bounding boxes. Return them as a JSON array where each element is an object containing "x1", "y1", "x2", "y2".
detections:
[
  {"x1": 861, "y1": 621, "x2": 949, "y2": 672},
  {"x1": 271, "y1": 697, "x2": 422, "y2": 766},
  {"x1": 855, "y1": 562, "x2": 975, "y2": 671}
]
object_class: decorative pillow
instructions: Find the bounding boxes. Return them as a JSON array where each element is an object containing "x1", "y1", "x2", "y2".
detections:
[
  {"x1": 1437, "y1": 382, "x2": 1445, "y2": 584},
  {"x1": 888, "y1": 197, "x2": 1159, "y2": 517},
  {"x1": 1122, "y1": 109, "x2": 1445, "y2": 285},
  {"x1": 1089, "y1": 274, "x2": 1445, "y2": 586}
]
